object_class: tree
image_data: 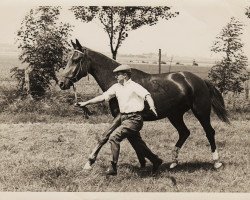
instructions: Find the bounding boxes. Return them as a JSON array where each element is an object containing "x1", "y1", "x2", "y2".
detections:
[
  {"x1": 16, "y1": 6, "x2": 73, "y2": 98},
  {"x1": 208, "y1": 17, "x2": 248, "y2": 94},
  {"x1": 70, "y1": 6, "x2": 179, "y2": 60}
]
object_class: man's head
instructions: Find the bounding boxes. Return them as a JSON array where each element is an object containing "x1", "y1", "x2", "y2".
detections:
[{"x1": 113, "y1": 64, "x2": 132, "y2": 84}]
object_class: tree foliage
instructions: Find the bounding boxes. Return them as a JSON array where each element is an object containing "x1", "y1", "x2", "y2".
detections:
[
  {"x1": 16, "y1": 6, "x2": 73, "y2": 98},
  {"x1": 10, "y1": 67, "x2": 26, "y2": 97},
  {"x1": 208, "y1": 17, "x2": 248, "y2": 94},
  {"x1": 70, "y1": 6, "x2": 179, "y2": 60}
]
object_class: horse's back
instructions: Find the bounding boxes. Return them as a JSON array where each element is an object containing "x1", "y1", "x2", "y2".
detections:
[
  {"x1": 132, "y1": 70, "x2": 209, "y2": 120},
  {"x1": 135, "y1": 70, "x2": 207, "y2": 98},
  {"x1": 135, "y1": 70, "x2": 204, "y2": 99}
]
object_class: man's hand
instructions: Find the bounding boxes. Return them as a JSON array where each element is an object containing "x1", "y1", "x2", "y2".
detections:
[
  {"x1": 150, "y1": 107, "x2": 158, "y2": 118},
  {"x1": 74, "y1": 102, "x2": 92, "y2": 119},
  {"x1": 145, "y1": 95, "x2": 158, "y2": 117},
  {"x1": 74, "y1": 102, "x2": 88, "y2": 107}
]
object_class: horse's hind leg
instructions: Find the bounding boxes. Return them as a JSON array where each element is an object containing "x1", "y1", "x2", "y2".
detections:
[
  {"x1": 168, "y1": 113, "x2": 191, "y2": 169},
  {"x1": 191, "y1": 107, "x2": 223, "y2": 169}
]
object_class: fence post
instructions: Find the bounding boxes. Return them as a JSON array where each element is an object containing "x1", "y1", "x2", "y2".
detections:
[
  {"x1": 169, "y1": 56, "x2": 173, "y2": 72},
  {"x1": 158, "y1": 49, "x2": 161, "y2": 74}
]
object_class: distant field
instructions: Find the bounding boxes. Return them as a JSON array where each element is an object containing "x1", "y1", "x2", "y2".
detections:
[
  {"x1": 0, "y1": 53, "x2": 210, "y2": 81},
  {"x1": 129, "y1": 63, "x2": 210, "y2": 78},
  {"x1": 1, "y1": 53, "x2": 249, "y2": 101},
  {"x1": 1, "y1": 53, "x2": 249, "y2": 99},
  {"x1": 0, "y1": 53, "x2": 211, "y2": 97},
  {"x1": 0, "y1": 54, "x2": 24, "y2": 81},
  {"x1": 1, "y1": 53, "x2": 249, "y2": 81}
]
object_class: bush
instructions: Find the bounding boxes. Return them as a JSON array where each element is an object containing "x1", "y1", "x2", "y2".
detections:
[
  {"x1": 1, "y1": 84, "x2": 248, "y2": 122},
  {"x1": 0, "y1": 85, "x2": 110, "y2": 118},
  {"x1": 223, "y1": 92, "x2": 250, "y2": 121},
  {"x1": 224, "y1": 93, "x2": 249, "y2": 113},
  {"x1": 0, "y1": 85, "x2": 21, "y2": 112},
  {"x1": 16, "y1": 6, "x2": 73, "y2": 98}
]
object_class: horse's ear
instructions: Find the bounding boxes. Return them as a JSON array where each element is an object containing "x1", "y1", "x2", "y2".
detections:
[
  {"x1": 71, "y1": 40, "x2": 77, "y2": 49},
  {"x1": 75, "y1": 39, "x2": 82, "y2": 50}
]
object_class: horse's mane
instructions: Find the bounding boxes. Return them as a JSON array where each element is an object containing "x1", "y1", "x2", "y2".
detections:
[
  {"x1": 85, "y1": 47, "x2": 150, "y2": 77},
  {"x1": 86, "y1": 48, "x2": 120, "y2": 67}
]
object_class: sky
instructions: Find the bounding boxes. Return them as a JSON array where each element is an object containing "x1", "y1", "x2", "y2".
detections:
[{"x1": 0, "y1": 0, "x2": 249, "y2": 60}]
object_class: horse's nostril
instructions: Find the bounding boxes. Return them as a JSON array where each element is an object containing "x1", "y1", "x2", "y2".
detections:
[{"x1": 59, "y1": 82, "x2": 63, "y2": 88}]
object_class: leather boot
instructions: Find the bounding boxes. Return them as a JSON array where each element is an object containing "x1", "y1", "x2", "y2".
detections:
[
  {"x1": 152, "y1": 158, "x2": 163, "y2": 174},
  {"x1": 106, "y1": 161, "x2": 117, "y2": 175},
  {"x1": 140, "y1": 161, "x2": 146, "y2": 169}
]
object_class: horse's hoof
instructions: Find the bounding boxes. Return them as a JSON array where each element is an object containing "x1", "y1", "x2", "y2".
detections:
[
  {"x1": 83, "y1": 161, "x2": 93, "y2": 170},
  {"x1": 214, "y1": 161, "x2": 223, "y2": 169},
  {"x1": 170, "y1": 162, "x2": 178, "y2": 169}
]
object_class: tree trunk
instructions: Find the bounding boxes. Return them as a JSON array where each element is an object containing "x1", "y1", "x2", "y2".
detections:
[
  {"x1": 24, "y1": 66, "x2": 33, "y2": 100},
  {"x1": 245, "y1": 77, "x2": 249, "y2": 99},
  {"x1": 112, "y1": 51, "x2": 117, "y2": 60}
]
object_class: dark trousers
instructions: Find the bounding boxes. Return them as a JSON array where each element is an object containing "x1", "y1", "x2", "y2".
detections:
[{"x1": 108, "y1": 113, "x2": 160, "y2": 164}]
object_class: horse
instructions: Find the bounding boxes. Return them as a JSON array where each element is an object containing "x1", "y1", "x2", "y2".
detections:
[{"x1": 59, "y1": 39, "x2": 230, "y2": 170}]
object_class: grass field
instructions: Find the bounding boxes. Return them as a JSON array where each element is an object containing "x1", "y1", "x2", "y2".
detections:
[
  {"x1": 0, "y1": 116, "x2": 249, "y2": 192},
  {"x1": 0, "y1": 53, "x2": 249, "y2": 192}
]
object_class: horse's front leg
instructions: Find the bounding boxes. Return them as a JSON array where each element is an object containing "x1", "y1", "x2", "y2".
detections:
[{"x1": 83, "y1": 114, "x2": 121, "y2": 170}]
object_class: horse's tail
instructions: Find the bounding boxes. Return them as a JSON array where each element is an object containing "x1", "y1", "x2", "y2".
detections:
[{"x1": 204, "y1": 80, "x2": 230, "y2": 124}]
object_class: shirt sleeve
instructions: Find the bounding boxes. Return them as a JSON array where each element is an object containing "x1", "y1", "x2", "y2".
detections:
[
  {"x1": 134, "y1": 83, "x2": 150, "y2": 100},
  {"x1": 101, "y1": 84, "x2": 117, "y2": 101}
]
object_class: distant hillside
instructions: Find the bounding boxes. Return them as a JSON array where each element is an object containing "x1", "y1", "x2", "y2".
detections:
[
  {"x1": 116, "y1": 53, "x2": 250, "y2": 70},
  {"x1": 0, "y1": 43, "x2": 249, "y2": 70},
  {"x1": 0, "y1": 43, "x2": 18, "y2": 55}
]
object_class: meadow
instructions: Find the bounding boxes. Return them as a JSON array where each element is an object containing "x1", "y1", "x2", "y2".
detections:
[
  {"x1": 0, "y1": 117, "x2": 249, "y2": 192},
  {"x1": 0, "y1": 53, "x2": 249, "y2": 192}
]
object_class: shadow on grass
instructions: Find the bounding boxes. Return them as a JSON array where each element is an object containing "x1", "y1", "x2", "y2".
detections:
[
  {"x1": 166, "y1": 161, "x2": 216, "y2": 173},
  {"x1": 121, "y1": 161, "x2": 216, "y2": 174},
  {"x1": 118, "y1": 161, "x2": 220, "y2": 187},
  {"x1": 117, "y1": 163, "x2": 177, "y2": 187}
]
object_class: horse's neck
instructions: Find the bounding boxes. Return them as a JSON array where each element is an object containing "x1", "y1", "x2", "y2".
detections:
[{"x1": 89, "y1": 51, "x2": 119, "y2": 92}]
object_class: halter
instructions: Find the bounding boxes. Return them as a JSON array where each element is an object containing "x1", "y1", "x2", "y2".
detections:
[
  {"x1": 65, "y1": 49, "x2": 89, "y2": 104},
  {"x1": 74, "y1": 49, "x2": 85, "y2": 55},
  {"x1": 64, "y1": 49, "x2": 90, "y2": 85}
]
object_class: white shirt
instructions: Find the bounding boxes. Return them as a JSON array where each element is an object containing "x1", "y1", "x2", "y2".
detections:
[{"x1": 102, "y1": 79, "x2": 150, "y2": 113}]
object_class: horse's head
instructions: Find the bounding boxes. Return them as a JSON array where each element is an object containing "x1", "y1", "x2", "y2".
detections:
[{"x1": 59, "y1": 39, "x2": 90, "y2": 90}]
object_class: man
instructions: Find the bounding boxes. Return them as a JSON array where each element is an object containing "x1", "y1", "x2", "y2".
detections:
[{"x1": 76, "y1": 64, "x2": 162, "y2": 175}]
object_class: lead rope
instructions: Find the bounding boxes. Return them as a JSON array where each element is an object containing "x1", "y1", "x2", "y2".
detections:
[
  {"x1": 72, "y1": 83, "x2": 78, "y2": 104},
  {"x1": 72, "y1": 83, "x2": 91, "y2": 119}
]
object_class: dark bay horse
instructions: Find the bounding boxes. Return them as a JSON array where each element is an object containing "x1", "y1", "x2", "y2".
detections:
[{"x1": 59, "y1": 39, "x2": 230, "y2": 170}]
